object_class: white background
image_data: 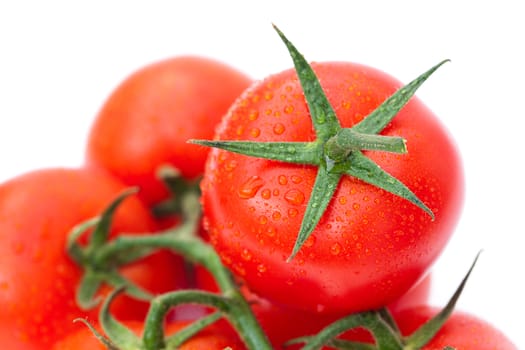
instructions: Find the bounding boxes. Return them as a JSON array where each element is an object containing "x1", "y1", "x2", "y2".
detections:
[{"x1": 1, "y1": 1, "x2": 523, "y2": 347}]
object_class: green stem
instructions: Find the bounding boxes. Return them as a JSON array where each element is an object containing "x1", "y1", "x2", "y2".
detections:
[
  {"x1": 298, "y1": 310, "x2": 403, "y2": 350},
  {"x1": 142, "y1": 290, "x2": 231, "y2": 350},
  {"x1": 164, "y1": 312, "x2": 223, "y2": 348},
  {"x1": 324, "y1": 128, "x2": 407, "y2": 163},
  {"x1": 96, "y1": 229, "x2": 271, "y2": 349}
]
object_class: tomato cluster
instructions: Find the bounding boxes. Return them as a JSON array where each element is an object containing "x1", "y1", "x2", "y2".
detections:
[{"x1": 0, "y1": 26, "x2": 517, "y2": 349}]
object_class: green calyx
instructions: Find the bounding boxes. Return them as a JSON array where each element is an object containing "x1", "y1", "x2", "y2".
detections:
[
  {"x1": 191, "y1": 24, "x2": 446, "y2": 260},
  {"x1": 67, "y1": 188, "x2": 158, "y2": 310}
]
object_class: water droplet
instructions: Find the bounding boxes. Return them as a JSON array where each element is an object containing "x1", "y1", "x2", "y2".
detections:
[
  {"x1": 273, "y1": 123, "x2": 285, "y2": 135},
  {"x1": 224, "y1": 159, "x2": 238, "y2": 172},
  {"x1": 278, "y1": 175, "x2": 288, "y2": 185},
  {"x1": 257, "y1": 264, "x2": 267, "y2": 274},
  {"x1": 266, "y1": 226, "x2": 276, "y2": 237},
  {"x1": 238, "y1": 176, "x2": 265, "y2": 199},
  {"x1": 284, "y1": 189, "x2": 305, "y2": 205},
  {"x1": 233, "y1": 263, "x2": 246, "y2": 276},
  {"x1": 330, "y1": 242, "x2": 342, "y2": 256},
  {"x1": 241, "y1": 249, "x2": 253, "y2": 261},
  {"x1": 288, "y1": 208, "x2": 299, "y2": 217},
  {"x1": 291, "y1": 175, "x2": 303, "y2": 184},
  {"x1": 261, "y1": 189, "x2": 271, "y2": 199},
  {"x1": 303, "y1": 235, "x2": 316, "y2": 248},
  {"x1": 236, "y1": 125, "x2": 244, "y2": 136}
]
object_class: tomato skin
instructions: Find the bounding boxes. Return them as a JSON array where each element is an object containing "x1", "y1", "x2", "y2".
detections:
[
  {"x1": 201, "y1": 62, "x2": 464, "y2": 314},
  {"x1": 51, "y1": 320, "x2": 245, "y2": 350},
  {"x1": 0, "y1": 167, "x2": 186, "y2": 349},
  {"x1": 86, "y1": 56, "x2": 252, "y2": 206},
  {"x1": 395, "y1": 306, "x2": 517, "y2": 349}
]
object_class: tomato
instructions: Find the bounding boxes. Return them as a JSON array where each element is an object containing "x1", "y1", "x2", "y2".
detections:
[
  {"x1": 200, "y1": 61, "x2": 464, "y2": 314},
  {"x1": 195, "y1": 265, "x2": 431, "y2": 349},
  {"x1": 85, "y1": 56, "x2": 252, "y2": 206},
  {"x1": 51, "y1": 320, "x2": 245, "y2": 350},
  {"x1": 394, "y1": 306, "x2": 517, "y2": 349},
  {"x1": 0, "y1": 167, "x2": 186, "y2": 349}
]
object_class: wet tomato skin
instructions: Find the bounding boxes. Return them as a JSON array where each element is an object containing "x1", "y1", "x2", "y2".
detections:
[{"x1": 200, "y1": 61, "x2": 464, "y2": 315}]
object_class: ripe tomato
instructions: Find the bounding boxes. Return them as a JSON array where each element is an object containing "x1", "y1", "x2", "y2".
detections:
[
  {"x1": 51, "y1": 320, "x2": 245, "y2": 350},
  {"x1": 0, "y1": 167, "x2": 186, "y2": 349},
  {"x1": 85, "y1": 56, "x2": 252, "y2": 206},
  {"x1": 395, "y1": 306, "x2": 517, "y2": 349},
  {"x1": 200, "y1": 61, "x2": 463, "y2": 314}
]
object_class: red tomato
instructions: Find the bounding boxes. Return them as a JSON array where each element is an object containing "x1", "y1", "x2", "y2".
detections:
[
  {"x1": 395, "y1": 306, "x2": 517, "y2": 349},
  {"x1": 86, "y1": 56, "x2": 252, "y2": 206},
  {"x1": 0, "y1": 167, "x2": 186, "y2": 349},
  {"x1": 51, "y1": 320, "x2": 245, "y2": 350},
  {"x1": 200, "y1": 62, "x2": 464, "y2": 314}
]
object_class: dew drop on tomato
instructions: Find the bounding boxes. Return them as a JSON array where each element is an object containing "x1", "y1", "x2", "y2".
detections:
[
  {"x1": 291, "y1": 175, "x2": 303, "y2": 184},
  {"x1": 261, "y1": 189, "x2": 271, "y2": 199},
  {"x1": 238, "y1": 176, "x2": 265, "y2": 199},
  {"x1": 288, "y1": 208, "x2": 299, "y2": 217},
  {"x1": 273, "y1": 123, "x2": 285, "y2": 135},
  {"x1": 303, "y1": 235, "x2": 316, "y2": 248},
  {"x1": 257, "y1": 263, "x2": 267, "y2": 274},
  {"x1": 284, "y1": 189, "x2": 305, "y2": 205},
  {"x1": 241, "y1": 249, "x2": 253, "y2": 261},
  {"x1": 330, "y1": 242, "x2": 342, "y2": 256}
]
